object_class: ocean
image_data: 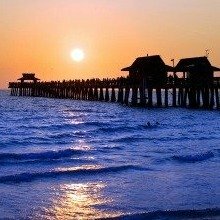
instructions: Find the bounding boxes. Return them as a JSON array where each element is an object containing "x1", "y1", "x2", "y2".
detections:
[{"x1": 0, "y1": 90, "x2": 219, "y2": 219}]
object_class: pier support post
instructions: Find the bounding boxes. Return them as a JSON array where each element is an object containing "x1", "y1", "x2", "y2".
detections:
[
  {"x1": 209, "y1": 87, "x2": 214, "y2": 109},
  {"x1": 172, "y1": 87, "x2": 176, "y2": 107},
  {"x1": 189, "y1": 87, "x2": 197, "y2": 108},
  {"x1": 111, "y1": 87, "x2": 116, "y2": 102},
  {"x1": 117, "y1": 87, "x2": 123, "y2": 103},
  {"x1": 183, "y1": 88, "x2": 188, "y2": 107},
  {"x1": 196, "y1": 88, "x2": 201, "y2": 107},
  {"x1": 147, "y1": 88, "x2": 153, "y2": 107},
  {"x1": 156, "y1": 88, "x2": 162, "y2": 107},
  {"x1": 94, "y1": 87, "x2": 98, "y2": 101},
  {"x1": 139, "y1": 87, "x2": 146, "y2": 106},
  {"x1": 31, "y1": 86, "x2": 35, "y2": 97},
  {"x1": 165, "y1": 88, "x2": 168, "y2": 107},
  {"x1": 131, "y1": 87, "x2": 138, "y2": 106},
  {"x1": 88, "y1": 87, "x2": 94, "y2": 100},
  {"x1": 124, "y1": 87, "x2": 130, "y2": 105},
  {"x1": 80, "y1": 88, "x2": 83, "y2": 100},
  {"x1": 19, "y1": 87, "x2": 22, "y2": 96},
  {"x1": 202, "y1": 87, "x2": 209, "y2": 108},
  {"x1": 99, "y1": 87, "x2": 104, "y2": 101},
  {"x1": 72, "y1": 87, "x2": 76, "y2": 99},
  {"x1": 178, "y1": 87, "x2": 183, "y2": 106},
  {"x1": 84, "y1": 87, "x2": 88, "y2": 100},
  {"x1": 215, "y1": 87, "x2": 219, "y2": 109},
  {"x1": 105, "y1": 88, "x2": 109, "y2": 102}
]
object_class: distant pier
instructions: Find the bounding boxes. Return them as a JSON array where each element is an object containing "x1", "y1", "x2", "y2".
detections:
[{"x1": 8, "y1": 55, "x2": 220, "y2": 109}]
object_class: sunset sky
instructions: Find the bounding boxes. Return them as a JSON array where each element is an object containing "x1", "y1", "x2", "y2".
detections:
[{"x1": 1, "y1": 0, "x2": 220, "y2": 89}]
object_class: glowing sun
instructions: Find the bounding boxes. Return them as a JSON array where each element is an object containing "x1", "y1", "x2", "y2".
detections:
[{"x1": 70, "y1": 48, "x2": 85, "y2": 62}]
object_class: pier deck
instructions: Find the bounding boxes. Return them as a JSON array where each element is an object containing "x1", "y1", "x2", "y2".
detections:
[{"x1": 9, "y1": 77, "x2": 220, "y2": 109}]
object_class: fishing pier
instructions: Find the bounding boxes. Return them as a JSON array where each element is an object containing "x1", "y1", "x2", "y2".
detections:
[{"x1": 9, "y1": 55, "x2": 220, "y2": 109}]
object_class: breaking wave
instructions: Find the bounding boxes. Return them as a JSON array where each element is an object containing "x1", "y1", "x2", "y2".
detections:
[
  {"x1": 0, "y1": 165, "x2": 148, "y2": 183},
  {"x1": 107, "y1": 208, "x2": 220, "y2": 220},
  {"x1": 172, "y1": 151, "x2": 215, "y2": 163},
  {"x1": 0, "y1": 148, "x2": 86, "y2": 161}
]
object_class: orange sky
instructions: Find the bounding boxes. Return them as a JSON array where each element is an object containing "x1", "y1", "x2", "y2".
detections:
[{"x1": 1, "y1": 0, "x2": 220, "y2": 89}]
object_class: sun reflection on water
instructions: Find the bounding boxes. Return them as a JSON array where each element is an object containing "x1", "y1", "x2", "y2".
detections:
[
  {"x1": 63, "y1": 110, "x2": 85, "y2": 125},
  {"x1": 45, "y1": 182, "x2": 120, "y2": 220},
  {"x1": 73, "y1": 143, "x2": 92, "y2": 151},
  {"x1": 56, "y1": 164, "x2": 102, "y2": 172}
]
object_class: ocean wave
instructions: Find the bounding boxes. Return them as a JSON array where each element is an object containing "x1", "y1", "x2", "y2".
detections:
[
  {"x1": 0, "y1": 165, "x2": 148, "y2": 184},
  {"x1": 105, "y1": 208, "x2": 220, "y2": 220},
  {"x1": 110, "y1": 136, "x2": 148, "y2": 143},
  {"x1": 16, "y1": 123, "x2": 80, "y2": 131},
  {"x1": 97, "y1": 123, "x2": 161, "y2": 133},
  {"x1": 20, "y1": 121, "x2": 109, "y2": 130},
  {"x1": 109, "y1": 136, "x2": 190, "y2": 143},
  {"x1": 0, "y1": 148, "x2": 85, "y2": 161},
  {"x1": 139, "y1": 123, "x2": 160, "y2": 129},
  {"x1": 39, "y1": 123, "x2": 80, "y2": 130},
  {"x1": 62, "y1": 109, "x2": 97, "y2": 113},
  {"x1": 83, "y1": 121, "x2": 109, "y2": 127},
  {"x1": 172, "y1": 151, "x2": 214, "y2": 163},
  {"x1": 96, "y1": 146, "x2": 124, "y2": 153},
  {"x1": 98, "y1": 126, "x2": 135, "y2": 133},
  {"x1": 0, "y1": 138, "x2": 72, "y2": 148},
  {"x1": 0, "y1": 157, "x2": 94, "y2": 166},
  {"x1": 47, "y1": 133, "x2": 76, "y2": 139},
  {"x1": 215, "y1": 148, "x2": 220, "y2": 154}
]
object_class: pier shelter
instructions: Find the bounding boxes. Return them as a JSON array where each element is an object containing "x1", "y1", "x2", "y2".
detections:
[
  {"x1": 175, "y1": 57, "x2": 220, "y2": 86},
  {"x1": 8, "y1": 73, "x2": 40, "y2": 96},
  {"x1": 121, "y1": 55, "x2": 173, "y2": 87},
  {"x1": 18, "y1": 73, "x2": 40, "y2": 83},
  {"x1": 121, "y1": 55, "x2": 173, "y2": 106}
]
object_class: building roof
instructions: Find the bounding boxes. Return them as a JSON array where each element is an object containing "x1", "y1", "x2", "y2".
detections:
[
  {"x1": 175, "y1": 56, "x2": 220, "y2": 72},
  {"x1": 18, "y1": 73, "x2": 40, "y2": 81},
  {"x1": 212, "y1": 66, "x2": 220, "y2": 71},
  {"x1": 121, "y1": 55, "x2": 173, "y2": 72}
]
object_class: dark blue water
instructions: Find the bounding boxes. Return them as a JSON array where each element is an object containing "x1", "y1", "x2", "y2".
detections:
[{"x1": 0, "y1": 90, "x2": 219, "y2": 219}]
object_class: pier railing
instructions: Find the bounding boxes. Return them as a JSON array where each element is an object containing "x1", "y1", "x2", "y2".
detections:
[{"x1": 8, "y1": 77, "x2": 220, "y2": 109}]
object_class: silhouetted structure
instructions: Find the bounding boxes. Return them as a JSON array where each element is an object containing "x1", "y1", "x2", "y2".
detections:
[
  {"x1": 8, "y1": 55, "x2": 220, "y2": 110},
  {"x1": 121, "y1": 55, "x2": 173, "y2": 86},
  {"x1": 18, "y1": 73, "x2": 40, "y2": 83},
  {"x1": 175, "y1": 57, "x2": 220, "y2": 86},
  {"x1": 121, "y1": 55, "x2": 173, "y2": 106}
]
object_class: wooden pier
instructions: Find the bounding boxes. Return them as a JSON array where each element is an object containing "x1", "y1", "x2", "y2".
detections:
[
  {"x1": 8, "y1": 76, "x2": 220, "y2": 109},
  {"x1": 8, "y1": 56, "x2": 220, "y2": 109}
]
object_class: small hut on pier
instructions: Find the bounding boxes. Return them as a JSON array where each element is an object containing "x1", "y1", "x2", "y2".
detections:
[
  {"x1": 175, "y1": 57, "x2": 220, "y2": 86},
  {"x1": 18, "y1": 73, "x2": 40, "y2": 83},
  {"x1": 121, "y1": 55, "x2": 173, "y2": 86}
]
